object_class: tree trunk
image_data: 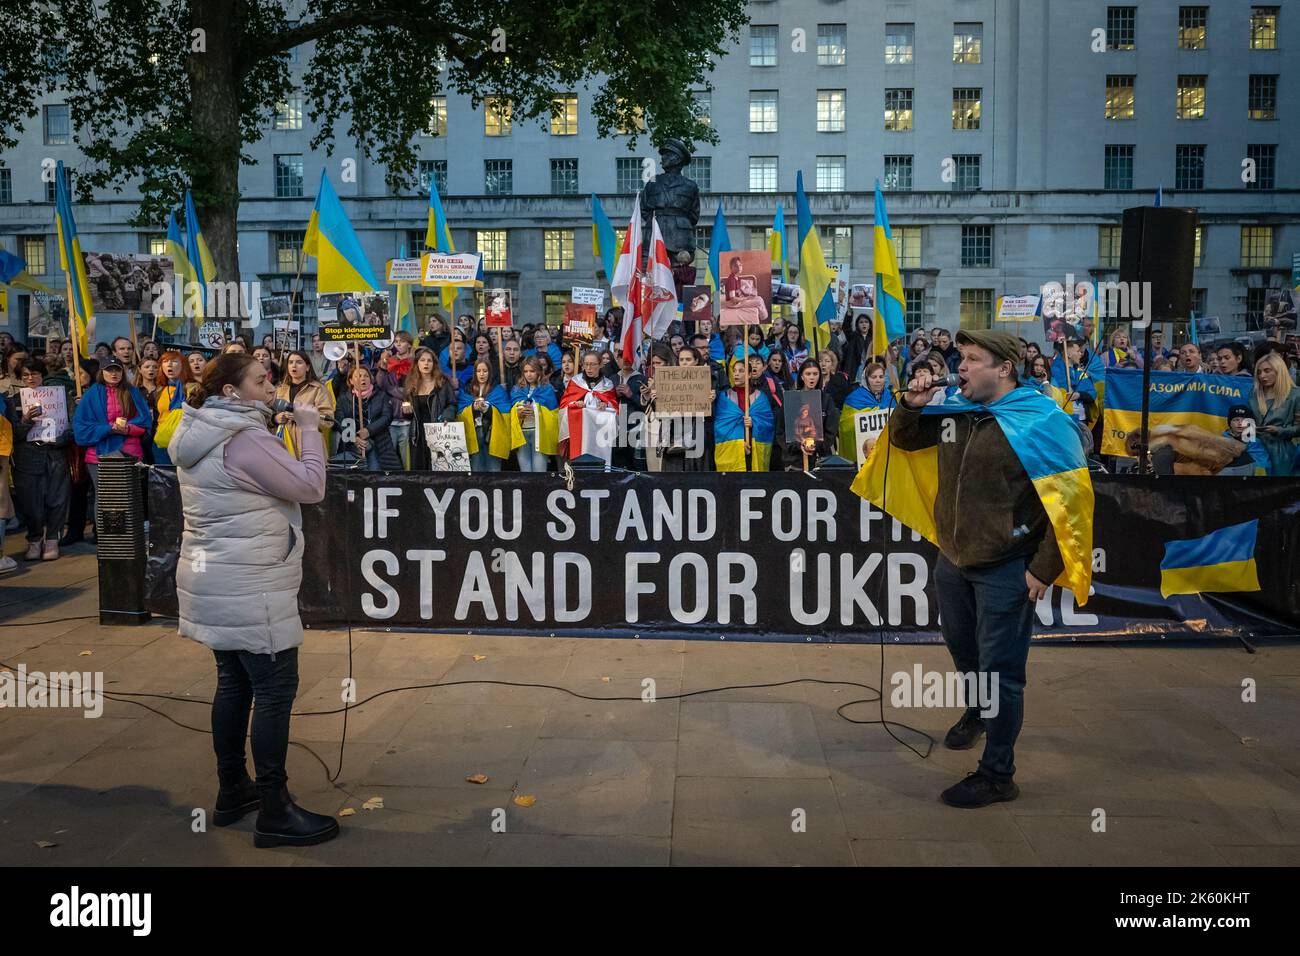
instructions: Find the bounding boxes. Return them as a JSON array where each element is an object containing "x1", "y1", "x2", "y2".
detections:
[{"x1": 187, "y1": 0, "x2": 244, "y2": 308}]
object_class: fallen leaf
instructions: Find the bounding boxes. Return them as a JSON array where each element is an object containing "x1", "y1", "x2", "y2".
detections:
[
  {"x1": 361, "y1": 796, "x2": 384, "y2": 811},
  {"x1": 338, "y1": 808, "x2": 356, "y2": 817},
  {"x1": 513, "y1": 795, "x2": 536, "y2": 808},
  {"x1": 79, "y1": 651, "x2": 93, "y2": 657},
  {"x1": 466, "y1": 773, "x2": 489, "y2": 785},
  {"x1": 600, "y1": 676, "x2": 611, "y2": 683},
  {"x1": 35, "y1": 841, "x2": 57, "y2": 849},
  {"x1": 473, "y1": 655, "x2": 487, "y2": 662}
]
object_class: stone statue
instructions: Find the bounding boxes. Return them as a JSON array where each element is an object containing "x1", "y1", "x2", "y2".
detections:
[{"x1": 641, "y1": 138, "x2": 701, "y2": 272}]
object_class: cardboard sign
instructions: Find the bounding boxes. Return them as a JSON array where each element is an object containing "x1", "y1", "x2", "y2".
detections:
[
  {"x1": 387, "y1": 258, "x2": 424, "y2": 283},
  {"x1": 424, "y1": 422, "x2": 471, "y2": 471},
  {"x1": 484, "y1": 289, "x2": 513, "y2": 328},
  {"x1": 855, "y1": 408, "x2": 893, "y2": 467},
  {"x1": 653, "y1": 366, "x2": 713, "y2": 416},
  {"x1": 571, "y1": 286, "x2": 605, "y2": 308},
  {"x1": 19, "y1": 386, "x2": 68, "y2": 443},
  {"x1": 422, "y1": 252, "x2": 482, "y2": 287},
  {"x1": 997, "y1": 294, "x2": 1041, "y2": 322},
  {"x1": 562, "y1": 303, "x2": 597, "y2": 345}
]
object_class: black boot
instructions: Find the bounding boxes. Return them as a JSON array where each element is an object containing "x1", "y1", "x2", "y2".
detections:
[
  {"x1": 943, "y1": 709, "x2": 986, "y2": 751},
  {"x1": 213, "y1": 775, "x2": 260, "y2": 827},
  {"x1": 253, "y1": 785, "x2": 340, "y2": 849}
]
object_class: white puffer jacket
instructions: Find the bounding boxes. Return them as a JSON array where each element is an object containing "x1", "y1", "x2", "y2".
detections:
[{"x1": 170, "y1": 398, "x2": 307, "y2": 654}]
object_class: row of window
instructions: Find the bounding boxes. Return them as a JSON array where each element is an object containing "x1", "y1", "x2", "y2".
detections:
[
  {"x1": 1105, "y1": 5, "x2": 1279, "y2": 50},
  {"x1": 749, "y1": 21, "x2": 983, "y2": 67},
  {"x1": 10, "y1": 223, "x2": 1277, "y2": 288},
  {"x1": 1104, "y1": 73, "x2": 1278, "y2": 120},
  {"x1": 1103, "y1": 143, "x2": 1277, "y2": 190}
]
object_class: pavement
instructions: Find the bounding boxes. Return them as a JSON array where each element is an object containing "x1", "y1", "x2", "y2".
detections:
[{"x1": 1, "y1": 541, "x2": 1299, "y2": 867}]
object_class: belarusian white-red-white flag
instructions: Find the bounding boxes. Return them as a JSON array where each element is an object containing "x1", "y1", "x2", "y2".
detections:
[
  {"x1": 610, "y1": 193, "x2": 642, "y2": 308},
  {"x1": 646, "y1": 215, "x2": 677, "y2": 339}
]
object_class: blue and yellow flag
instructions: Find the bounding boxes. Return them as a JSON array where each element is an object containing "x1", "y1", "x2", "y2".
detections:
[
  {"x1": 424, "y1": 172, "x2": 466, "y2": 311},
  {"x1": 769, "y1": 203, "x2": 788, "y2": 284},
  {"x1": 591, "y1": 194, "x2": 618, "y2": 288},
  {"x1": 706, "y1": 203, "x2": 731, "y2": 292},
  {"x1": 851, "y1": 386, "x2": 1095, "y2": 605},
  {"x1": 795, "y1": 170, "x2": 837, "y2": 351},
  {"x1": 393, "y1": 243, "x2": 416, "y2": 336},
  {"x1": 508, "y1": 382, "x2": 559, "y2": 456},
  {"x1": 1160, "y1": 520, "x2": 1260, "y2": 598},
  {"x1": 872, "y1": 181, "x2": 906, "y2": 360},
  {"x1": 837, "y1": 386, "x2": 896, "y2": 463},
  {"x1": 457, "y1": 385, "x2": 515, "y2": 459},
  {"x1": 1099, "y1": 367, "x2": 1251, "y2": 458},
  {"x1": 53, "y1": 161, "x2": 95, "y2": 355},
  {"x1": 714, "y1": 384, "x2": 776, "y2": 472},
  {"x1": 183, "y1": 190, "x2": 217, "y2": 296},
  {"x1": 0, "y1": 249, "x2": 52, "y2": 293},
  {"x1": 1049, "y1": 351, "x2": 1106, "y2": 430},
  {"x1": 161, "y1": 209, "x2": 196, "y2": 332},
  {"x1": 305, "y1": 171, "x2": 379, "y2": 294}
]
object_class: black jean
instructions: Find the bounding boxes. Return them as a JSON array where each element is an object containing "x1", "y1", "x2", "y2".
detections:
[
  {"x1": 211, "y1": 647, "x2": 300, "y2": 794},
  {"x1": 934, "y1": 553, "x2": 1035, "y2": 782}
]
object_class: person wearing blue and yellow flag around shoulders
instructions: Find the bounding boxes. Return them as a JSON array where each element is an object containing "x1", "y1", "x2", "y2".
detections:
[
  {"x1": 853, "y1": 328, "x2": 1094, "y2": 809},
  {"x1": 715, "y1": 357, "x2": 775, "y2": 471}
]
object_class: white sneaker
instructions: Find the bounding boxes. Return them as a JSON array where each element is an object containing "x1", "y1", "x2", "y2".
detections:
[{"x1": 0, "y1": 556, "x2": 18, "y2": 574}]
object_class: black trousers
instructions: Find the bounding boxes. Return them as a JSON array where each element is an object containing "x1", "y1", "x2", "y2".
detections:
[
  {"x1": 210, "y1": 648, "x2": 300, "y2": 794},
  {"x1": 12, "y1": 445, "x2": 71, "y2": 542}
]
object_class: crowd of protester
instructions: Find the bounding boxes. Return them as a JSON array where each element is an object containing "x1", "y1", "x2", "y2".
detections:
[{"x1": 0, "y1": 305, "x2": 1296, "y2": 572}]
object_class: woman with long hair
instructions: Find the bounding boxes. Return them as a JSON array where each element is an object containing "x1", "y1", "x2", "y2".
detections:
[
  {"x1": 765, "y1": 349, "x2": 792, "y2": 394},
  {"x1": 510, "y1": 356, "x2": 558, "y2": 472},
  {"x1": 458, "y1": 359, "x2": 508, "y2": 472},
  {"x1": 1101, "y1": 326, "x2": 1142, "y2": 369},
  {"x1": 1251, "y1": 352, "x2": 1300, "y2": 477},
  {"x1": 836, "y1": 361, "x2": 898, "y2": 464},
  {"x1": 151, "y1": 350, "x2": 194, "y2": 465},
  {"x1": 169, "y1": 352, "x2": 337, "y2": 848},
  {"x1": 252, "y1": 345, "x2": 280, "y2": 386},
  {"x1": 72, "y1": 356, "x2": 152, "y2": 496},
  {"x1": 781, "y1": 324, "x2": 808, "y2": 370},
  {"x1": 274, "y1": 350, "x2": 336, "y2": 459},
  {"x1": 715, "y1": 357, "x2": 776, "y2": 472},
  {"x1": 5, "y1": 359, "x2": 71, "y2": 561},
  {"x1": 404, "y1": 347, "x2": 457, "y2": 471}
]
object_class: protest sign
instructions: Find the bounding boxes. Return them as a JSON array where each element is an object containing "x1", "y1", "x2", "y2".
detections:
[
  {"x1": 563, "y1": 303, "x2": 597, "y2": 345},
  {"x1": 571, "y1": 287, "x2": 605, "y2": 308},
  {"x1": 683, "y1": 286, "x2": 712, "y2": 325},
  {"x1": 833, "y1": 266, "x2": 851, "y2": 323},
  {"x1": 484, "y1": 289, "x2": 513, "y2": 329},
  {"x1": 1101, "y1": 368, "x2": 1252, "y2": 458},
  {"x1": 319, "y1": 291, "x2": 390, "y2": 341},
  {"x1": 197, "y1": 322, "x2": 227, "y2": 349},
  {"x1": 260, "y1": 295, "x2": 292, "y2": 322},
  {"x1": 653, "y1": 366, "x2": 712, "y2": 415},
  {"x1": 422, "y1": 252, "x2": 481, "y2": 287},
  {"x1": 854, "y1": 408, "x2": 893, "y2": 467},
  {"x1": 81, "y1": 252, "x2": 174, "y2": 314},
  {"x1": 424, "y1": 422, "x2": 470, "y2": 471},
  {"x1": 28, "y1": 293, "x2": 66, "y2": 339},
  {"x1": 387, "y1": 258, "x2": 424, "y2": 283},
  {"x1": 718, "y1": 250, "x2": 772, "y2": 327},
  {"x1": 19, "y1": 386, "x2": 68, "y2": 443},
  {"x1": 997, "y1": 294, "x2": 1041, "y2": 322}
]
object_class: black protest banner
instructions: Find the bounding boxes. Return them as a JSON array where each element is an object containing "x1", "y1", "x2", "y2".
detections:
[{"x1": 145, "y1": 471, "x2": 1300, "y2": 643}]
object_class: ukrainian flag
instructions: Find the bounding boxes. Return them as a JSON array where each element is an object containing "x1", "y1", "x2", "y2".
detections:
[
  {"x1": 769, "y1": 203, "x2": 789, "y2": 284},
  {"x1": 1160, "y1": 520, "x2": 1261, "y2": 598},
  {"x1": 508, "y1": 383, "x2": 560, "y2": 456},
  {"x1": 851, "y1": 386, "x2": 1095, "y2": 605},
  {"x1": 424, "y1": 173, "x2": 468, "y2": 311},
  {"x1": 161, "y1": 209, "x2": 196, "y2": 332},
  {"x1": 393, "y1": 243, "x2": 416, "y2": 335},
  {"x1": 795, "y1": 171, "x2": 837, "y2": 351},
  {"x1": 714, "y1": 384, "x2": 776, "y2": 472},
  {"x1": 305, "y1": 171, "x2": 379, "y2": 294},
  {"x1": 872, "y1": 182, "x2": 906, "y2": 361},
  {"x1": 1100, "y1": 367, "x2": 1251, "y2": 458},
  {"x1": 0, "y1": 249, "x2": 53, "y2": 294},
  {"x1": 706, "y1": 204, "x2": 731, "y2": 291},
  {"x1": 53, "y1": 161, "x2": 95, "y2": 355},
  {"x1": 591, "y1": 194, "x2": 618, "y2": 288},
  {"x1": 837, "y1": 386, "x2": 896, "y2": 463},
  {"x1": 1049, "y1": 351, "x2": 1105, "y2": 430},
  {"x1": 184, "y1": 190, "x2": 217, "y2": 296},
  {"x1": 457, "y1": 385, "x2": 516, "y2": 459}
]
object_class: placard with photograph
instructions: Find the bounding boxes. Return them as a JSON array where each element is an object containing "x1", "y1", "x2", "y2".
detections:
[
  {"x1": 854, "y1": 407, "x2": 893, "y2": 468},
  {"x1": 260, "y1": 295, "x2": 292, "y2": 322},
  {"x1": 1264, "y1": 288, "x2": 1297, "y2": 335},
  {"x1": 27, "y1": 292, "x2": 66, "y2": 339},
  {"x1": 683, "y1": 286, "x2": 712, "y2": 325},
  {"x1": 318, "y1": 291, "x2": 390, "y2": 341},
  {"x1": 81, "y1": 252, "x2": 175, "y2": 314},
  {"x1": 484, "y1": 289, "x2": 513, "y2": 328},
  {"x1": 562, "y1": 302, "x2": 597, "y2": 345},
  {"x1": 848, "y1": 283, "x2": 875, "y2": 310},
  {"x1": 424, "y1": 422, "x2": 471, "y2": 471},
  {"x1": 784, "y1": 390, "x2": 823, "y2": 455},
  {"x1": 718, "y1": 250, "x2": 772, "y2": 327}
]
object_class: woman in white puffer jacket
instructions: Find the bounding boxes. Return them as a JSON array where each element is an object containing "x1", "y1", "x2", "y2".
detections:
[{"x1": 169, "y1": 352, "x2": 338, "y2": 849}]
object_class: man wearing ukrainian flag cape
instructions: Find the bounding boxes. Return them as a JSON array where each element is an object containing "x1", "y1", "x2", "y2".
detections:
[{"x1": 851, "y1": 329, "x2": 1093, "y2": 809}]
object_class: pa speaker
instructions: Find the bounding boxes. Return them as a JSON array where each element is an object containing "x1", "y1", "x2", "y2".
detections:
[
  {"x1": 1119, "y1": 206, "x2": 1197, "y2": 322},
  {"x1": 95, "y1": 454, "x2": 151, "y2": 625}
]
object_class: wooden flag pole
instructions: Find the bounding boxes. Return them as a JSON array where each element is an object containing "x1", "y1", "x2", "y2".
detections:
[
  {"x1": 127, "y1": 310, "x2": 139, "y2": 363},
  {"x1": 67, "y1": 275, "x2": 83, "y2": 400},
  {"x1": 496, "y1": 326, "x2": 505, "y2": 384},
  {"x1": 742, "y1": 320, "x2": 752, "y2": 470}
]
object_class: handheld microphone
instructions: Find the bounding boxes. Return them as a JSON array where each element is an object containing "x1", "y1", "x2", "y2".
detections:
[{"x1": 269, "y1": 398, "x2": 293, "y2": 414}]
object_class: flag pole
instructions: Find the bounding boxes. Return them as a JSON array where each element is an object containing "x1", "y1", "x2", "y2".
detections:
[{"x1": 66, "y1": 274, "x2": 83, "y2": 400}]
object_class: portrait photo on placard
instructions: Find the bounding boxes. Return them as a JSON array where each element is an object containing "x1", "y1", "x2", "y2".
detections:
[
  {"x1": 784, "y1": 389, "x2": 823, "y2": 453},
  {"x1": 718, "y1": 250, "x2": 772, "y2": 326},
  {"x1": 683, "y1": 285, "x2": 712, "y2": 325}
]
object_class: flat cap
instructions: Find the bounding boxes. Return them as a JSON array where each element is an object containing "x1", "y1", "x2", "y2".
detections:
[{"x1": 955, "y1": 328, "x2": 1022, "y2": 367}]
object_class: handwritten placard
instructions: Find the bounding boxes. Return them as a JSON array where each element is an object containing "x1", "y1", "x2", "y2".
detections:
[{"x1": 654, "y1": 366, "x2": 713, "y2": 416}]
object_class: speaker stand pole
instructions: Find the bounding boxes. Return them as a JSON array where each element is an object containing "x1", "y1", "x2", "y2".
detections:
[{"x1": 1138, "y1": 320, "x2": 1154, "y2": 475}]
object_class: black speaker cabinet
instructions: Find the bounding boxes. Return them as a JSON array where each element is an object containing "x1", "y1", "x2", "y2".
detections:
[
  {"x1": 1119, "y1": 206, "x2": 1197, "y2": 322},
  {"x1": 95, "y1": 455, "x2": 151, "y2": 625}
]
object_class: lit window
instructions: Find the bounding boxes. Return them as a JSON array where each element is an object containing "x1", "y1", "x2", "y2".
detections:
[
  {"x1": 1250, "y1": 7, "x2": 1278, "y2": 49},
  {"x1": 21, "y1": 236, "x2": 47, "y2": 275},
  {"x1": 476, "y1": 230, "x2": 507, "y2": 271},
  {"x1": 692, "y1": 91, "x2": 712, "y2": 127},
  {"x1": 1106, "y1": 75, "x2": 1135, "y2": 119},
  {"x1": 959, "y1": 289, "x2": 994, "y2": 329},
  {"x1": 817, "y1": 90, "x2": 846, "y2": 132},
  {"x1": 1178, "y1": 6, "x2": 1208, "y2": 49},
  {"x1": 1194, "y1": 226, "x2": 1203, "y2": 266},
  {"x1": 273, "y1": 232, "x2": 302, "y2": 272},
  {"x1": 953, "y1": 23, "x2": 982, "y2": 63},
  {"x1": 817, "y1": 24, "x2": 847, "y2": 65},
  {"x1": 885, "y1": 89, "x2": 913, "y2": 131},
  {"x1": 892, "y1": 226, "x2": 922, "y2": 269},
  {"x1": 273, "y1": 94, "x2": 303, "y2": 130},
  {"x1": 885, "y1": 23, "x2": 913, "y2": 64},
  {"x1": 425, "y1": 96, "x2": 447, "y2": 136},
  {"x1": 544, "y1": 230, "x2": 575, "y2": 271},
  {"x1": 1177, "y1": 75, "x2": 1206, "y2": 119},
  {"x1": 484, "y1": 97, "x2": 512, "y2": 136},
  {"x1": 1098, "y1": 225, "x2": 1123, "y2": 268},
  {"x1": 952, "y1": 88, "x2": 981, "y2": 130},
  {"x1": 550, "y1": 94, "x2": 578, "y2": 136},
  {"x1": 1240, "y1": 226, "x2": 1273, "y2": 267}
]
